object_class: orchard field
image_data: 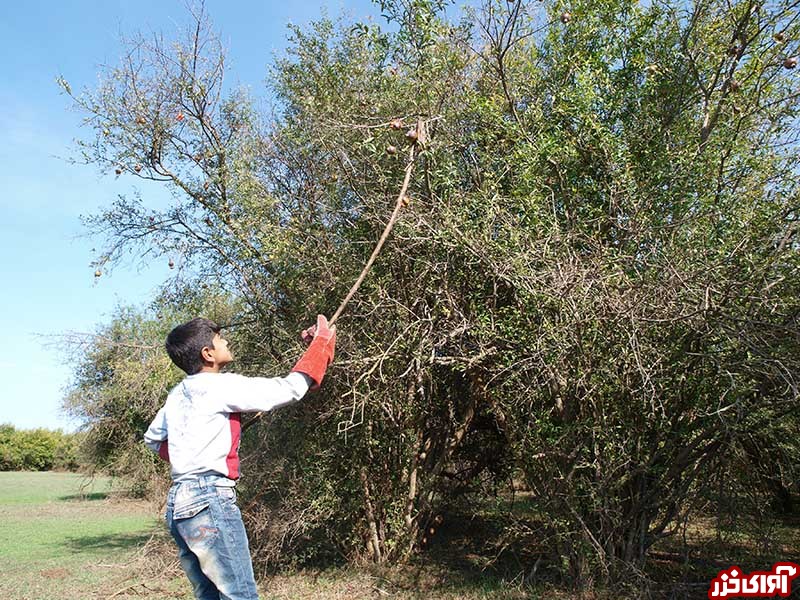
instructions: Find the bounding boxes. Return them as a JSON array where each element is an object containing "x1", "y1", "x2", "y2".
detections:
[{"x1": 52, "y1": 0, "x2": 800, "y2": 596}]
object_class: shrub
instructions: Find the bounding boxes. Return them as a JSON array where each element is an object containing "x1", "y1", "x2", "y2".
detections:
[{"x1": 0, "y1": 424, "x2": 83, "y2": 472}]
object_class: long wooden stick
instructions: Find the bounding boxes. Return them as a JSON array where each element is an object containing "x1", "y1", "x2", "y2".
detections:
[
  {"x1": 242, "y1": 120, "x2": 424, "y2": 433},
  {"x1": 329, "y1": 126, "x2": 420, "y2": 325}
]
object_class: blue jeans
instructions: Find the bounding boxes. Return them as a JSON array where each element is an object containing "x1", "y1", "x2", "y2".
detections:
[{"x1": 165, "y1": 476, "x2": 259, "y2": 600}]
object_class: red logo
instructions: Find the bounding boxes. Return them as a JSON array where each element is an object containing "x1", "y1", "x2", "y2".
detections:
[{"x1": 708, "y1": 563, "x2": 798, "y2": 598}]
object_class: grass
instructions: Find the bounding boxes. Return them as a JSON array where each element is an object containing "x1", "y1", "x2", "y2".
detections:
[
  {"x1": 0, "y1": 471, "x2": 172, "y2": 600},
  {"x1": 0, "y1": 471, "x2": 536, "y2": 599},
  {"x1": 1, "y1": 471, "x2": 797, "y2": 599}
]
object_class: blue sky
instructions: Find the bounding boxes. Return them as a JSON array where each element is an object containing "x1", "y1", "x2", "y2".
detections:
[{"x1": 0, "y1": 0, "x2": 385, "y2": 431}]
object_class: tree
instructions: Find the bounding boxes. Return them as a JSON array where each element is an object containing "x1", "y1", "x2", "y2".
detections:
[{"x1": 61, "y1": 0, "x2": 800, "y2": 588}]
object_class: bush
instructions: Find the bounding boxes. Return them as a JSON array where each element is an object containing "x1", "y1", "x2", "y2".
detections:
[{"x1": 0, "y1": 424, "x2": 83, "y2": 472}]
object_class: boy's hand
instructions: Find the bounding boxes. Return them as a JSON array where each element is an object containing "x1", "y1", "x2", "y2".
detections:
[
  {"x1": 301, "y1": 324, "x2": 316, "y2": 346},
  {"x1": 311, "y1": 314, "x2": 335, "y2": 358},
  {"x1": 292, "y1": 314, "x2": 337, "y2": 390},
  {"x1": 302, "y1": 315, "x2": 335, "y2": 349}
]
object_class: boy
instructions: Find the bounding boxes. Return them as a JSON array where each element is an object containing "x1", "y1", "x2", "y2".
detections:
[{"x1": 144, "y1": 315, "x2": 336, "y2": 600}]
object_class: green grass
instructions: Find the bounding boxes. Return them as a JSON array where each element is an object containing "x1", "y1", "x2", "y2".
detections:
[
  {"x1": 0, "y1": 471, "x2": 166, "y2": 600},
  {"x1": 3, "y1": 471, "x2": 795, "y2": 599},
  {"x1": 0, "y1": 472, "x2": 542, "y2": 599},
  {"x1": 0, "y1": 471, "x2": 114, "y2": 504}
]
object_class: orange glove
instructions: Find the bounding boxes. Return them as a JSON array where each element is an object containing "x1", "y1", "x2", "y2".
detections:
[{"x1": 292, "y1": 315, "x2": 336, "y2": 390}]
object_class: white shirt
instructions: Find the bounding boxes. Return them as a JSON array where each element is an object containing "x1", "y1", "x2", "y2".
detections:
[{"x1": 144, "y1": 371, "x2": 310, "y2": 482}]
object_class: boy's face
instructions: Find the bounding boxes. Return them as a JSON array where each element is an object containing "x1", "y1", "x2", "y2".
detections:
[{"x1": 202, "y1": 333, "x2": 234, "y2": 369}]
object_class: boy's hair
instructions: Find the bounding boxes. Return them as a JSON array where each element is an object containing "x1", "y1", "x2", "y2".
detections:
[{"x1": 165, "y1": 318, "x2": 221, "y2": 375}]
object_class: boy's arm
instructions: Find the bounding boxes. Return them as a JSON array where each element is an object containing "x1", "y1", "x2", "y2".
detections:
[
  {"x1": 219, "y1": 372, "x2": 312, "y2": 413},
  {"x1": 143, "y1": 406, "x2": 170, "y2": 462},
  {"x1": 220, "y1": 314, "x2": 336, "y2": 413}
]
